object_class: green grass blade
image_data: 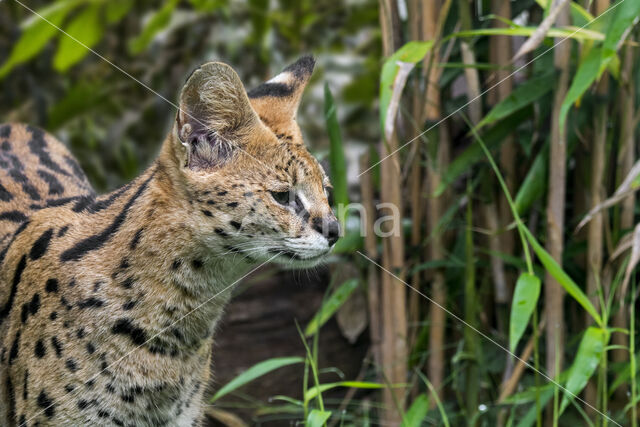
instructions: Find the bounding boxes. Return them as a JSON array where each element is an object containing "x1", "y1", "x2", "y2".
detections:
[
  {"x1": 521, "y1": 227, "x2": 603, "y2": 326},
  {"x1": 514, "y1": 143, "x2": 548, "y2": 215},
  {"x1": 324, "y1": 83, "x2": 349, "y2": 224},
  {"x1": 509, "y1": 273, "x2": 541, "y2": 352},
  {"x1": 401, "y1": 394, "x2": 429, "y2": 427},
  {"x1": 210, "y1": 356, "x2": 304, "y2": 402},
  {"x1": 304, "y1": 381, "x2": 386, "y2": 402},
  {"x1": 560, "y1": 327, "x2": 609, "y2": 413},
  {"x1": 305, "y1": 279, "x2": 359, "y2": 337},
  {"x1": 307, "y1": 409, "x2": 332, "y2": 427}
]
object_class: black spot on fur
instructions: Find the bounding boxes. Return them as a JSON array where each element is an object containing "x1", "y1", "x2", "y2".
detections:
[
  {"x1": 34, "y1": 339, "x2": 46, "y2": 358},
  {"x1": 9, "y1": 331, "x2": 20, "y2": 364},
  {"x1": 214, "y1": 228, "x2": 228, "y2": 237},
  {"x1": 61, "y1": 172, "x2": 155, "y2": 261},
  {"x1": 49, "y1": 311, "x2": 57, "y2": 320},
  {"x1": 9, "y1": 168, "x2": 41, "y2": 201},
  {"x1": 37, "y1": 389, "x2": 55, "y2": 418},
  {"x1": 64, "y1": 155, "x2": 86, "y2": 182},
  {"x1": 120, "y1": 277, "x2": 134, "y2": 289},
  {"x1": 227, "y1": 202, "x2": 239, "y2": 208},
  {"x1": 217, "y1": 191, "x2": 227, "y2": 196},
  {"x1": 171, "y1": 259, "x2": 182, "y2": 270},
  {"x1": 0, "y1": 211, "x2": 28, "y2": 223},
  {"x1": 122, "y1": 300, "x2": 136, "y2": 310},
  {"x1": 192, "y1": 259, "x2": 203, "y2": 269},
  {"x1": 37, "y1": 169, "x2": 64, "y2": 195},
  {"x1": 27, "y1": 126, "x2": 71, "y2": 178},
  {"x1": 29, "y1": 293, "x2": 40, "y2": 315},
  {"x1": 0, "y1": 182, "x2": 14, "y2": 202},
  {"x1": 20, "y1": 304, "x2": 28, "y2": 324},
  {"x1": 58, "y1": 225, "x2": 69, "y2": 237},
  {"x1": 76, "y1": 328, "x2": 86, "y2": 339},
  {"x1": 130, "y1": 228, "x2": 143, "y2": 249},
  {"x1": 30, "y1": 228, "x2": 53, "y2": 260},
  {"x1": 0, "y1": 124, "x2": 10, "y2": 138},
  {"x1": 51, "y1": 336, "x2": 63, "y2": 357},
  {"x1": 202, "y1": 210, "x2": 212, "y2": 217},
  {"x1": 111, "y1": 318, "x2": 147, "y2": 346},
  {"x1": 230, "y1": 220, "x2": 241, "y2": 230},
  {"x1": 86, "y1": 342, "x2": 95, "y2": 354},
  {"x1": 77, "y1": 297, "x2": 104, "y2": 309},
  {"x1": 0, "y1": 255, "x2": 27, "y2": 324},
  {"x1": 45, "y1": 278, "x2": 58, "y2": 293},
  {"x1": 65, "y1": 358, "x2": 78, "y2": 372},
  {"x1": 6, "y1": 377, "x2": 15, "y2": 423}
]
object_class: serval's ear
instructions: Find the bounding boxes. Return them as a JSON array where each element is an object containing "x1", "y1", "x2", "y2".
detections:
[
  {"x1": 247, "y1": 56, "x2": 315, "y2": 125},
  {"x1": 176, "y1": 62, "x2": 260, "y2": 170}
]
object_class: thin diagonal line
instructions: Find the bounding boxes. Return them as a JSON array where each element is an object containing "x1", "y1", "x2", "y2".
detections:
[
  {"x1": 26, "y1": 252, "x2": 282, "y2": 424},
  {"x1": 357, "y1": 251, "x2": 621, "y2": 426},
  {"x1": 359, "y1": 0, "x2": 627, "y2": 177},
  {"x1": 10, "y1": 0, "x2": 278, "y2": 177}
]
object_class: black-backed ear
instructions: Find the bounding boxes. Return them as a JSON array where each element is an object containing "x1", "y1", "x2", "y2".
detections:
[
  {"x1": 247, "y1": 55, "x2": 315, "y2": 125},
  {"x1": 176, "y1": 62, "x2": 260, "y2": 170}
]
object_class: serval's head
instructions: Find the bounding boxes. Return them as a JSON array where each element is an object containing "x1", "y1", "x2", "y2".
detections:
[{"x1": 164, "y1": 56, "x2": 339, "y2": 268}]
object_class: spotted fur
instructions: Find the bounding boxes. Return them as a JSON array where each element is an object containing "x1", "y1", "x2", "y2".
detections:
[{"x1": 0, "y1": 56, "x2": 338, "y2": 426}]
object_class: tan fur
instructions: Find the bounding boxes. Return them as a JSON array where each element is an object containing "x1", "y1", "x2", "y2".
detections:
[{"x1": 0, "y1": 57, "x2": 336, "y2": 426}]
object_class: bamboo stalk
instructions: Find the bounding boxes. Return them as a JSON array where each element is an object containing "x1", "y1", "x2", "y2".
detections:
[
  {"x1": 378, "y1": 1, "x2": 407, "y2": 422},
  {"x1": 545, "y1": 0, "x2": 571, "y2": 422},
  {"x1": 422, "y1": 0, "x2": 450, "y2": 406},
  {"x1": 584, "y1": 0, "x2": 609, "y2": 415},
  {"x1": 360, "y1": 153, "x2": 382, "y2": 373},
  {"x1": 612, "y1": 43, "x2": 636, "y2": 409},
  {"x1": 407, "y1": 0, "x2": 424, "y2": 358}
]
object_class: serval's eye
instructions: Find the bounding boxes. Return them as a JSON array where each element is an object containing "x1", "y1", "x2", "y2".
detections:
[{"x1": 270, "y1": 190, "x2": 291, "y2": 206}]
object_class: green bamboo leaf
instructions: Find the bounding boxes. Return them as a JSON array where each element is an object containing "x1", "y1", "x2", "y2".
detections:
[
  {"x1": 307, "y1": 409, "x2": 332, "y2": 427},
  {"x1": 128, "y1": 0, "x2": 179, "y2": 54},
  {"x1": 515, "y1": 388, "x2": 554, "y2": 427},
  {"x1": 304, "y1": 381, "x2": 386, "y2": 402},
  {"x1": 210, "y1": 356, "x2": 303, "y2": 402},
  {"x1": 476, "y1": 72, "x2": 555, "y2": 130},
  {"x1": 402, "y1": 394, "x2": 429, "y2": 427},
  {"x1": 514, "y1": 143, "x2": 548, "y2": 215},
  {"x1": 560, "y1": 327, "x2": 609, "y2": 413},
  {"x1": 324, "y1": 83, "x2": 349, "y2": 224},
  {"x1": 601, "y1": 0, "x2": 640, "y2": 59},
  {"x1": 559, "y1": 47, "x2": 605, "y2": 129},
  {"x1": 53, "y1": 4, "x2": 104, "y2": 72},
  {"x1": 106, "y1": 0, "x2": 134, "y2": 24},
  {"x1": 522, "y1": 227, "x2": 603, "y2": 326},
  {"x1": 305, "y1": 279, "x2": 359, "y2": 337},
  {"x1": 449, "y1": 27, "x2": 605, "y2": 43},
  {"x1": 380, "y1": 41, "x2": 433, "y2": 133},
  {"x1": 0, "y1": 4, "x2": 77, "y2": 78},
  {"x1": 509, "y1": 273, "x2": 541, "y2": 353}
]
